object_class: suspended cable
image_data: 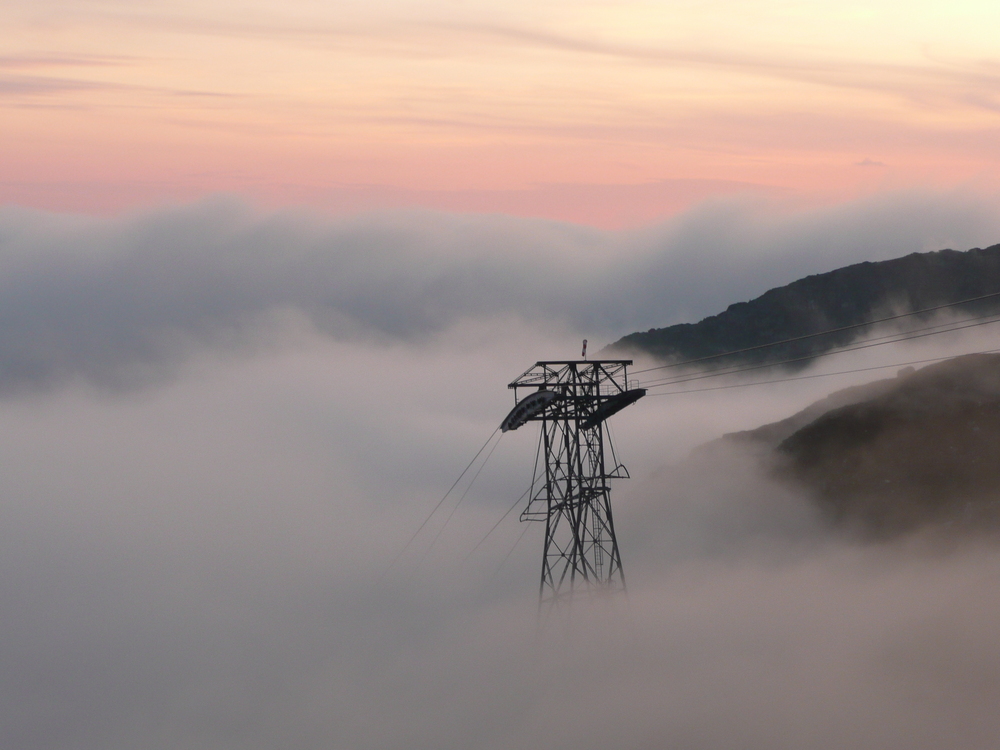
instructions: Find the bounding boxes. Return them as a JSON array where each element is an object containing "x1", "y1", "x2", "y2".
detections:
[
  {"x1": 465, "y1": 429, "x2": 544, "y2": 560},
  {"x1": 639, "y1": 312, "x2": 1000, "y2": 389},
  {"x1": 640, "y1": 311, "x2": 1000, "y2": 387},
  {"x1": 490, "y1": 524, "x2": 532, "y2": 582},
  {"x1": 463, "y1": 484, "x2": 532, "y2": 561},
  {"x1": 465, "y1": 477, "x2": 540, "y2": 560},
  {"x1": 377, "y1": 426, "x2": 500, "y2": 583},
  {"x1": 416, "y1": 432, "x2": 504, "y2": 566},
  {"x1": 645, "y1": 347, "x2": 1000, "y2": 397},
  {"x1": 631, "y1": 289, "x2": 1000, "y2": 375},
  {"x1": 638, "y1": 313, "x2": 1000, "y2": 390}
]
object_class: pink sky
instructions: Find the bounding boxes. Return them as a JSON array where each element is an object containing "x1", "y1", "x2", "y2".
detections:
[{"x1": 3, "y1": 0, "x2": 1000, "y2": 227}]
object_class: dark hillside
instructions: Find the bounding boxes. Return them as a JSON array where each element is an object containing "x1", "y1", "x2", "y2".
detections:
[
  {"x1": 607, "y1": 244, "x2": 1000, "y2": 366},
  {"x1": 691, "y1": 354, "x2": 1000, "y2": 538},
  {"x1": 724, "y1": 371, "x2": 906, "y2": 448},
  {"x1": 734, "y1": 353, "x2": 1000, "y2": 537}
]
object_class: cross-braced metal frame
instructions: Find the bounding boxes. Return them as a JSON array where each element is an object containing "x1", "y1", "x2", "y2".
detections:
[{"x1": 508, "y1": 360, "x2": 642, "y2": 607}]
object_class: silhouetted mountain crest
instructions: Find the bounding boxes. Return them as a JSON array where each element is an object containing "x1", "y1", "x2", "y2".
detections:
[{"x1": 607, "y1": 244, "x2": 1000, "y2": 366}]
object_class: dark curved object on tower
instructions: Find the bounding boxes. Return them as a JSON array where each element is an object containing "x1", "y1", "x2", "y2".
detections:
[{"x1": 580, "y1": 388, "x2": 646, "y2": 430}]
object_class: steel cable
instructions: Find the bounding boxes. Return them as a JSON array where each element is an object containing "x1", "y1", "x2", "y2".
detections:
[
  {"x1": 645, "y1": 347, "x2": 1000, "y2": 397},
  {"x1": 631, "y1": 289, "x2": 1000, "y2": 376},
  {"x1": 377, "y1": 426, "x2": 500, "y2": 583},
  {"x1": 638, "y1": 313, "x2": 1000, "y2": 390}
]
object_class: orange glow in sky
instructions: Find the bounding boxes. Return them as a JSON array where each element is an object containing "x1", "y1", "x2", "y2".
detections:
[{"x1": 3, "y1": 0, "x2": 1000, "y2": 226}]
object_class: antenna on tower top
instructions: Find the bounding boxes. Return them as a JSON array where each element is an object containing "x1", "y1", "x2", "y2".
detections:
[{"x1": 581, "y1": 339, "x2": 588, "y2": 360}]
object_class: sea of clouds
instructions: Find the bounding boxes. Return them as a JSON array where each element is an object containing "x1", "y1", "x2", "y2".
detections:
[{"x1": 2, "y1": 190, "x2": 1000, "y2": 749}]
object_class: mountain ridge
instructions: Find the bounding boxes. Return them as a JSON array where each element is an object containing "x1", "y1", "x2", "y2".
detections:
[{"x1": 606, "y1": 243, "x2": 1000, "y2": 366}]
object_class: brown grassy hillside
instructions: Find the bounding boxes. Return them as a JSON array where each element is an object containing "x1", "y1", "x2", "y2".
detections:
[
  {"x1": 774, "y1": 354, "x2": 1000, "y2": 536},
  {"x1": 726, "y1": 354, "x2": 1000, "y2": 536}
]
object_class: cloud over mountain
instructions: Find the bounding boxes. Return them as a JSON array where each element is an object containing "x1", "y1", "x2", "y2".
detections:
[{"x1": 1, "y1": 190, "x2": 999, "y2": 394}]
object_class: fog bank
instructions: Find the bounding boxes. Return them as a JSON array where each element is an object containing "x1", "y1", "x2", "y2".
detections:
[
  {"x1": 1, "y1": 189, "x2": 999, "y2": 394},
  {"x1": 2, "y1": 193, "x2": 1000, "y2": 748}
]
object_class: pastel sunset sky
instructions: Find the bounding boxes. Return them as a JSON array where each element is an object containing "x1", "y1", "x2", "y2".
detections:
[{"x1": 4, "y1": 0, "x2": 1000, "y2": 226}]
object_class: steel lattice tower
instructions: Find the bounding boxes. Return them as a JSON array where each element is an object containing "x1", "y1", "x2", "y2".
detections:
[{"x1": 503, "y1": 360, "x2": 645, "y2": 607}]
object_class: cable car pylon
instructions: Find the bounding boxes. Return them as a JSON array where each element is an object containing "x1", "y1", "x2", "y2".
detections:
[{"x1": 502, "y1": 355, "x2": 645, "y2": 608}]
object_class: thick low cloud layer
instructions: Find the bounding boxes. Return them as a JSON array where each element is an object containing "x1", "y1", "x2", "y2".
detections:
[
  {"x1": 1, "y1": 189, "x2": 999, "y2": 393},
  {"x1": 3, "y1": 194, "x2": 1000, "y2": 749}
]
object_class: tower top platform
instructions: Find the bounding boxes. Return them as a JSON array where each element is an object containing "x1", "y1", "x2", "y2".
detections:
[{"x1": 507, "y1": 359, "x2": 633, "y2": 390}]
